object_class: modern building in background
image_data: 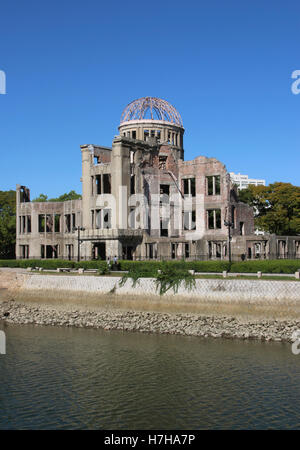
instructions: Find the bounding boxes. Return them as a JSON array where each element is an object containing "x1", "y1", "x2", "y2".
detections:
[
  {"x1": 16, "y1": 97, "x2": 300, "y2": 261},
  {"x1": 229, "y1": 172, "x2": 266, "y2": 190}
]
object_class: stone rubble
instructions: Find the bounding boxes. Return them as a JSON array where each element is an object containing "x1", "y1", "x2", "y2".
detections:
[{"x1": 0, "y1": 299, "x2": 299, "y2": 343}]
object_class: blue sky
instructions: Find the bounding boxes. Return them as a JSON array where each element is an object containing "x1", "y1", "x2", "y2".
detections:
[{"x1": 0, "y1": 0, "x2": 299, "y2": 199}]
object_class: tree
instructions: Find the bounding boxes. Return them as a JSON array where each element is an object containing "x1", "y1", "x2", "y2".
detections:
[
  {"x1": 0, "y1": 189, "x2": 82, "y2": 259},
  {"x1": 238, "y1": 182, "x2": 300, "y2": 235},
  {"x1": 49, "y1": 190, "x2": 82, "y2": 202},
  {"x1": 32, "y1": 193, "x2": 48, "y2": 202},
  {"x1": 0, "y1": 190, "x2": 16, "y2": 258},
  {"x1": 32, "y1": 190, "x2": 81, "y2": 202}
]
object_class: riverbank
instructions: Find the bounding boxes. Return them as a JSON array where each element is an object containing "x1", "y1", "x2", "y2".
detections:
[
  {"x1": 1, "y1": 299, "x2": 299, "y2": 342},
  {"x1": 1, "y1": 268, "x2": 300, "y2": 342}
]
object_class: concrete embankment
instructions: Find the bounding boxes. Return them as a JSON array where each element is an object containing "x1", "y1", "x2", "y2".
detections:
[{"x1": 1, "y1": 269, "x2": 300, "y2": 342}]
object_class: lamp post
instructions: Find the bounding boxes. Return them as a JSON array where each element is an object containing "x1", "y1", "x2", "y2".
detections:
[
  {"x1": 73, "y1": 226, "x2": 85, "y2": 262},
  {"x1": 224, "y1": 219, "x2": 233, "y2": 265}
]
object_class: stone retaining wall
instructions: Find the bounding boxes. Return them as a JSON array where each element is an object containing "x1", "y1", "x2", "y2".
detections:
[
  {"x1": 21, "y1": 274, "x2": 300, "y2": 304},
  {"x1": 1, "y1": 270, "x2": 300, "y2": 342}
]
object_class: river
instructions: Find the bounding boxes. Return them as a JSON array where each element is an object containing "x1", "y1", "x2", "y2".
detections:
[{"x1": 0, "y1": 322, "x2": 299, "y2": 429}]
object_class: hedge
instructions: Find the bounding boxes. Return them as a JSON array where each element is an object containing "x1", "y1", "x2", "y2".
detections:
[
  {"x1": 230, "y1": 260, "x2": 300, "y2": 274},
  {"x1": 0, "y1": 259, "x2": 299, "y2": 274},
  {"x1": 118, "y1": 260, "x2": 230, "y2": 273},
  {"x1": 0, "y1": 259, "x2": 75, "y2": 269}
]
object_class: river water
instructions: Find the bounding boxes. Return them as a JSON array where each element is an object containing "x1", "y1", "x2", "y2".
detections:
[{"x1": 0, "y1": 322, "x2": 299, "y2": 429}]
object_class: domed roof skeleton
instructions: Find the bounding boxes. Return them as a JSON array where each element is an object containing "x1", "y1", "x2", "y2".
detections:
[{"x1": 120, "y1": 97, "x2": 183, "y2": 127}]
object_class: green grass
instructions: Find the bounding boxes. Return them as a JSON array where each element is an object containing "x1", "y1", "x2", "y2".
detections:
[{"x1": 27, "y1": 270, "x2": 300, "y2": 281}]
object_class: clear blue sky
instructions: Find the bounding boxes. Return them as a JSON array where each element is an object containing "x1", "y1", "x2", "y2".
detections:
[{"x1": 0, "y1": 0, "x2": 299, "y2": 199}]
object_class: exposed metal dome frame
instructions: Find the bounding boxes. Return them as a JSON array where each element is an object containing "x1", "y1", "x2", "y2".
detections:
[{"x1": 120, "y1": 97, "x2": 183, "y2": 127}]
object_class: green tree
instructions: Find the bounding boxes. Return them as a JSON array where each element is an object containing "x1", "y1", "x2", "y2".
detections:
[
  {"x1": 32, "y1": 190, "x2": 81, "y2": 202},
  {"x1": 49, "y1": 190, "x2": 82, "y2": 202},
  {"x1": 32, "y1": 193, "x2": 48, "y2": 202},
  {"x1": 238, "y1": 183, "x2": 300, "y2": 235},
  {"x1": 0, "y1": 190, "x2": 16, "y2": 258}
]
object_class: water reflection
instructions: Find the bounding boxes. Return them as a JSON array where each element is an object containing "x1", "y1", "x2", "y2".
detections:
[{"x1": 0, "y1": 323, "x2": 299, "y2": 429}]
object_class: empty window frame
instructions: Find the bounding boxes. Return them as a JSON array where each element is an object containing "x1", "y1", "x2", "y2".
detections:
[
  {"x1": 54, "y1": 214, "x2": 60, "y2": 232},
  {"x1": 41, "y1": 244, "x2": 58, "y2": 259},
  {"x1": 171, "y1": 243, "x2": 178, "y2": 259},
  {"x1": 129, "y1": 207, "x2": 135, "y2": 229},
  {"x1": 231, "y1": 206, "x2": 236, "y2": 229},
  {"x1": 103, "y1": 174, "x2": 111, "y2": 194},
  {"x1": 65, "y1": 214, "x2": 71, "y2": 233},
  {"x1": 146, "y1": 243, "x2": 157, "y2": 259},
  {"x1": 130, "y1": 175, "x2": 135, "y2": 195},
  {"x1": 185, "y1": 243, "x2": 190, "y2": 258},
  {"x1": 206, "y1": 175, "x2": 221, "y2": 195},
  {"x1": 46, "y1": 215, "x2": 53, "y2": 232},
  {"x1": 38, "y1": 215, "x2": 45, "y2": 232},
  {"x1": 27, "y1": 216, "x2": 31, "y2": 233},
  {"x1": 160, "y1": 218, "x2": 168, "y2": 237},
  {"x1": 207, "y1": 209, "x2": 221, "y2": 229},
  {"x1": 43, "y1": 245, "x2": 58, "y2": 259},
  {"x1": 183, "y1": 178, "x2": 196, "y2": 197},
  {"x1": 20, "y1": 245, "x2": 29, "y2": 259},
  {"x1": 160, "y1": 184, "x2": 170, "y2": 196},
  {"x1": 183, "y1": 210, "x2": 196, "y2": 230},
  {"x1": 159, "y1": 156, "x2": 167, "y2": 170},
  {"x1": 95, "y1": 209, "x2": 102, "y2": 229},
  {"x1": 66, "y1": 244, "x2": 73, "y2": 260},
  {"x1": 103, "y1": 209, "x2": 111, "y2": 229},
  {"x1": 239, "y1": 222, "x2": 244, "y2": 236},
  {"x1": 94, "y1": 208, "x2": 111, "y2": 229},
  {"x1": 19, "y1": 215, "x2": 31, "y2": 234},
  {"x1": 96, "y1": 175, "x2": 101, "y2": 195}
]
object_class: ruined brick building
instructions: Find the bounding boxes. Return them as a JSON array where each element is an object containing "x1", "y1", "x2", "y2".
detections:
[{"x1": 16, "y1": 97, "x2": 300, "y2": 261}]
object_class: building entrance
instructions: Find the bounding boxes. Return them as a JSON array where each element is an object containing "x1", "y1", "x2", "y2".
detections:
[{"x1": 92, "y1": 242, "x2": 106, "y2": 260}]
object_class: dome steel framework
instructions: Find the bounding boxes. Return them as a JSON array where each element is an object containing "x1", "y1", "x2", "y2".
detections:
[{"x1": 120, "y1": 97, "x2": 183, "y2": 127}]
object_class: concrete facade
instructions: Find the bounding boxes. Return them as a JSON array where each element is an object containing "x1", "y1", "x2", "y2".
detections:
[
  {"x1": 229, "y1": 172, "x2": 266, "y2": 190},
  {"x1": 16, "y1": 97, "x2": 300, "y2": 261}
]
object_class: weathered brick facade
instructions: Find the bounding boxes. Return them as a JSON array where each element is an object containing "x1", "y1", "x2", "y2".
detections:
[{"x1": 16, "y1": 97, "x2": 300, "y2": 261}]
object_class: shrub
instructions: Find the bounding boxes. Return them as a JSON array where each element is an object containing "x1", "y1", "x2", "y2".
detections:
[
  {"x1": 119, "y1": 261, "x2": 196, "y2": 295},
  {"x1": 0, "y1": 259, "x2": 20, "y2": 268},
  {"x1": 155, "y1": 262, "x2": 196, "y2": 295},
  {"x1": 119, "y1": 263, "x2": 158, "y2": 288},
  {"x1": 119, "y1": 260, "x2": 161, "y2": 272},
  {"x1": 230, "y1": 260, "x2": 300, "y2": 274},
  {"x1": 119, "y1": 259, "x2": 230, "y2": 273},
  {"x1": 185, "y1": 260, "x2": 230, "y2": 272}
]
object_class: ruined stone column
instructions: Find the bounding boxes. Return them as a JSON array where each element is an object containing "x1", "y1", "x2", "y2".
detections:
[{"x1": 81, "y1": 145, "x2": 92, "y2": 228}]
